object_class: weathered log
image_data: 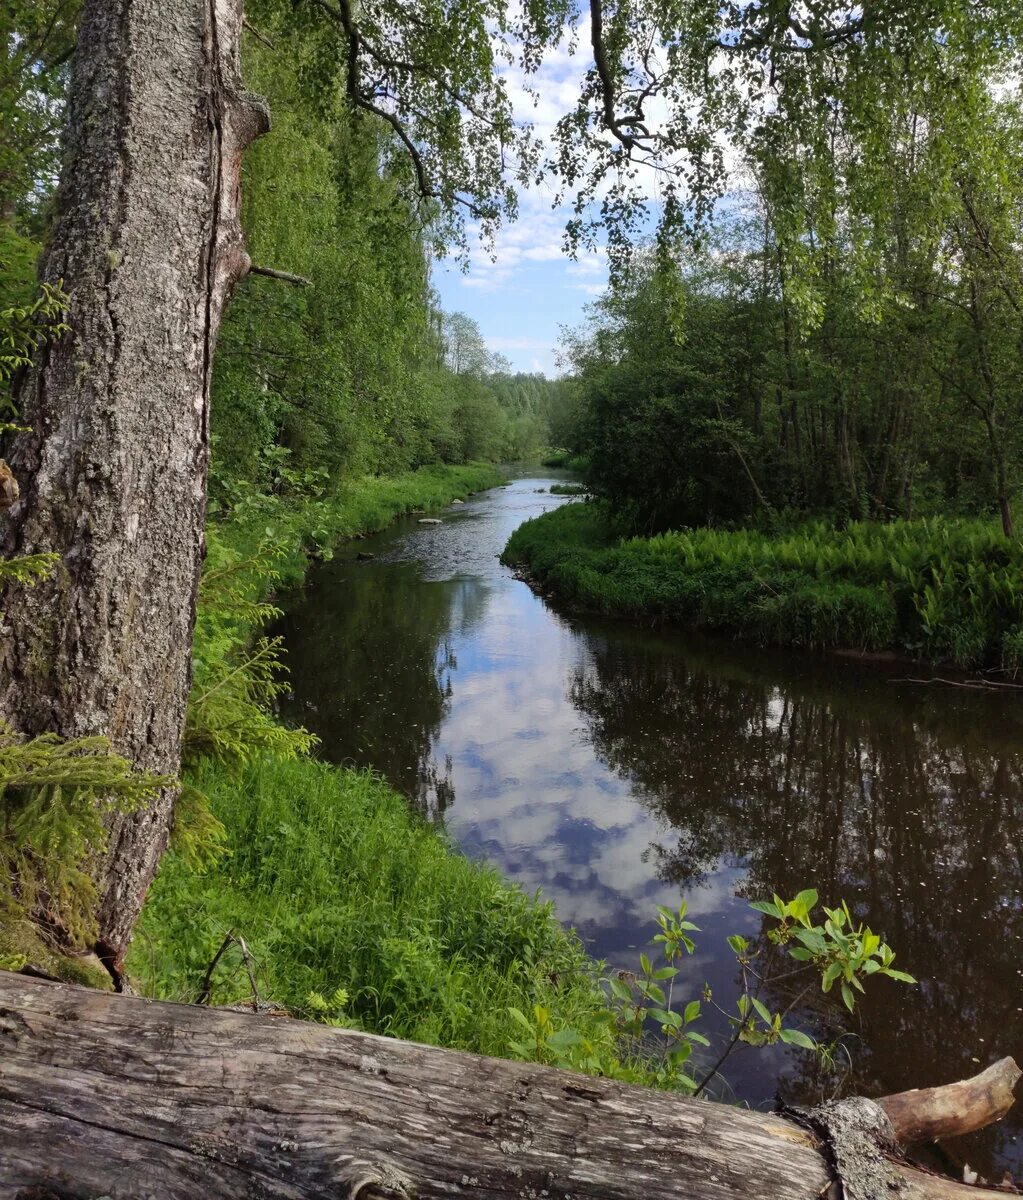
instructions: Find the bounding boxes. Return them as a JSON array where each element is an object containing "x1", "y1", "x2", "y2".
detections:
[
  {"x1": 0, "y1": 972, "x2": 1017, "y2": 1200},
  {"x1": 878, "y1": 1057, "x2": 1021, "y2": 1146}
]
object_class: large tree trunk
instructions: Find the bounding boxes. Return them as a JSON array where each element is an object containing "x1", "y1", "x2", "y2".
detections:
[
  {"x1": 0, "y1": 0, "x2": 268, "y2": 970},
  {"x1": 0, "y1": 973, "x2": 1019, "y2": 1199}
]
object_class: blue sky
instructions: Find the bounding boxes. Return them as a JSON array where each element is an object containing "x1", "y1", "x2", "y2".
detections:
[
  {"x1": 431, "y1": 28, "x2": 613, "y2": 379},
  {"x1": 434, "y1": 223, "x2": 606, "y2": 378}
]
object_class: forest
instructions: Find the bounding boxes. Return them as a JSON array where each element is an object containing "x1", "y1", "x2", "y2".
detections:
[{"x1": 2, "y1": 0, "x2": 1023, "y2": 1195}]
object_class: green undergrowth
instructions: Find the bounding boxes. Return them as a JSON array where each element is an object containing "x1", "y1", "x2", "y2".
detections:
[
  {"x1": 502, "y1": 503, "x2": 1023, "y2": 669},
  {"x1": 131, "y1": 755, "x2": 614, "y2": 1056}
]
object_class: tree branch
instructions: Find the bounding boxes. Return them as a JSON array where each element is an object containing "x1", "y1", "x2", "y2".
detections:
[{"x1": 248, "y1": 265, "x2": 312, "y2": 287}]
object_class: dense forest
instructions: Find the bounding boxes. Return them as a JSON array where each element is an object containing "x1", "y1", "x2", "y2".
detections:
[{"x1": 3, "y1": 0, "x2": 1023, "y2": 1193}]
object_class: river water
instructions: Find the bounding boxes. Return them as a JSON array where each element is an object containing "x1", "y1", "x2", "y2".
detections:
[{"x1": 278, "y1": 475, "x2": 1023, "y2": 1177}]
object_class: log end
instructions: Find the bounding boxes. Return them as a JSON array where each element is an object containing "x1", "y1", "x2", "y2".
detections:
[{"x1": 879, "y1": 1057, "x2": 1022, "y2": 1146}]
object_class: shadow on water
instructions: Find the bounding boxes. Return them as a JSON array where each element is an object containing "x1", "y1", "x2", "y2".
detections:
[{"x1": 277, "y1": 476, "x2": 1023, "y2": 1178}]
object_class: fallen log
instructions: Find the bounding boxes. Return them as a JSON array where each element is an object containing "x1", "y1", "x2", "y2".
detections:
[{"x1": 0, "y1": 972, "x2": 1018, "y2": 1200}]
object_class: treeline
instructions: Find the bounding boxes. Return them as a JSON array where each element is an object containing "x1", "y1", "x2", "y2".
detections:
[{"x1": 560, "y1": 95, "x2": 1023, "y2": 537}]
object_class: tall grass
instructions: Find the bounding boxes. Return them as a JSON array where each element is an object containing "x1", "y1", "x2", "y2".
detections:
[
  {"x1": 132, "y1": 756, "x2": 611, "y2": 1056},
  {"x1": 503, "y1": 504, "x2": 1023, "y2": 668}
]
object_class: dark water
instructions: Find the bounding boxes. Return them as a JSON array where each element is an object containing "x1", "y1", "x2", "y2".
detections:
[{"x1": 278, "y1": 476, "x2": 1023, "y2": 1178}]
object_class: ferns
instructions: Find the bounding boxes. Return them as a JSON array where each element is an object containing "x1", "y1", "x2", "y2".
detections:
[
  {"x1": 185, "y1": 532, "x2": 315, "y2": 770},
  {"x1": 504, "y1": 503, "x2": 1023, "y2": 668},
  {"x1": 0, "y1": 724, "x2": 167, "y2": 944}
]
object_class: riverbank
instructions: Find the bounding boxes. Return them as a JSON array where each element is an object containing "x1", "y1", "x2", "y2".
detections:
[
  {"x1": 129, "y1": 462, "x2": 619, "y2": 1062},
  {"x1": 502, "y1": 503, "x2": 1023, "y2": 670},
  {"x1": 132, "y1": 754, "x2": 612, "y2": 1056}
]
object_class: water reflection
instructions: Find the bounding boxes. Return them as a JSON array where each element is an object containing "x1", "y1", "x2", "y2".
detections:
[
  {"x1": 278, "y1": 478, "x2": 1023, "y2": 1177},
  {"x1": 570, "y1": 628, "x2": 1023, "y2": 1166}
]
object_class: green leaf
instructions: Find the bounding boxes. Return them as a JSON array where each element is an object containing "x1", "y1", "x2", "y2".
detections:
[
  {"x1": 749, "y1": 899, "x2": 783, "y2": 919},
  {"x1": 779, "y1": 1028, "x2": 816, "y2": 1050},
  {"x1": 508, "y1": 1007, "x2": 533, "y2": 1033},
  {"x1": 547, "y1": 1028, "x2": 584, "y2": 1050},
  {"x1": 609, "y1": 977, "x2": 633, "y2": 1002},
  {"x1": 883, "y1": 969, "x2": 917, "y2": 984},
  {"x1": 751, "y1": 997, "x2": 773, "y2": 1024}
]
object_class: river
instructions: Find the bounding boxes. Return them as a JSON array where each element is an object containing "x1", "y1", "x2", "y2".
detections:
[{"x1": 278, "y1": 475, "x2": 1023, "y2": 1178}]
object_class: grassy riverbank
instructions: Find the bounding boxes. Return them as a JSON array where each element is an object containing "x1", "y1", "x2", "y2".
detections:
[
  {"x1": 130, "y1": 460, "x2": 617, "y2": 1060},
  {"x1": 212, "y1": 461, "x2": 506, "y2": 586},
  {"x1": 503, "y1": 503, "x2": 1023, "y2": 669},
  {"x1": 132, "y1": 755, "x2": 611, "y2": 1055}
]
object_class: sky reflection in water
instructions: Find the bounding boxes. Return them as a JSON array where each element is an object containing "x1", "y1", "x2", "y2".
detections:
[{"x1": 278, "y1": 477, "x2": 1023, "y2": 1178}]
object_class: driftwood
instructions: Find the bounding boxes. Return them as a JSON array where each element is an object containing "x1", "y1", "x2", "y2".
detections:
[{"x1": 0, "y1": 972, "x2": 1018, "y2": 1200}]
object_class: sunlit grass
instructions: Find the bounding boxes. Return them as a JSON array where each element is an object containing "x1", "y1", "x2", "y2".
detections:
[{"x1": 132, "y1": 755, "x2": 611, "y2": 1056}]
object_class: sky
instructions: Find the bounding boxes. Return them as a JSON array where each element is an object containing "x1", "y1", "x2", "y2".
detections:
[
  {"x1": 428, "y1": 13, "x2": 738, "y2": 378},
  {"x1": 432, "y1": 26, "x2": 613, "y2": 379}
]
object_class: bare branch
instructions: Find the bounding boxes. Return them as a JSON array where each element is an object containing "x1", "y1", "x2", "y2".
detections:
[
  {"x1": 248, "y1": 265, "x2": 313, "y2": 287},
  {"x1": 243, "y1": 19, "x2": 277, "y2": 51}
]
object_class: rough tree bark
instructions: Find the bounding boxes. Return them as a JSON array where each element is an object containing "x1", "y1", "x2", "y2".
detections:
[
  {"x1": 0, "y1": 0, "x2": 268, "y2": 970},
  {"x1": 0, "y1": 975, "x2": 1019, "y2": 1200}
]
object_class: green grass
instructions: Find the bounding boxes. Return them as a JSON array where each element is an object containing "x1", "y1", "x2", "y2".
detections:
[
  {"x1": 131, "y1": 755, "x2": 612, "y2": 1057},
  {"x1": 502, "y1": 503, "x2": 1023, "y2": 669},
  {"x1": 540, "y1": 449, "x2": 590, "y2": 473},
  {"x1": 549, "y1": 482, "x2": 589, "y2": 496}
]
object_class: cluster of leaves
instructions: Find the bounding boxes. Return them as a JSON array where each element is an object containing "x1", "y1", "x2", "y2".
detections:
[
  {"x1": 0, "y1": 282, "x2": 68, "y2": 405},
  {"x1": 184, "y1": 529, "x2": 316, "y2": 776},
  {"x1": 755, "y1": 891, "x2": 914, "y2": 1015},
  {"x1": 509, "y1": 892, "x2": 913, "y2": 1095}
]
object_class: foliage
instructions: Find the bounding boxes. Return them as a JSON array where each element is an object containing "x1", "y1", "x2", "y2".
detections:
[
  {"x1": 503, "y1": 502, "x2": 1023, "y2": 668},
  {"x1": 561, "y1": 175, "x2": 1023, "y2": 533},
  {"x1": 0, "y1": 3, "x2": 78, "y2": 230},
  {"x1": 209, "y1": 27, "x2": 564, "y2": 497},
  {"x1": 185, "y1": 532, "x2": 316, "y2": 771},
  {"x1": 247, "y1": 0, "x2": 1023, "y2": 278},
  {"x1": 507, "y1": 891, "x2": 911, "y2": 1093},
  {"x1": 0, "y1": 724, "x2": 166, "y2": 944},
  {"x1": 0, "y1": 281, "x2": 68, "y2": 409}
]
